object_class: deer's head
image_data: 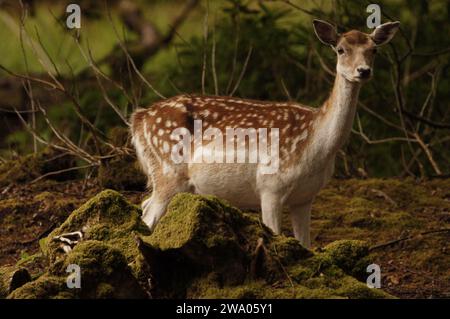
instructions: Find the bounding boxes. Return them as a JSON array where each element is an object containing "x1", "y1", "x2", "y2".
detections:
[{"x1": 313, "y1": 20, "x2": 400, "y2": 83}]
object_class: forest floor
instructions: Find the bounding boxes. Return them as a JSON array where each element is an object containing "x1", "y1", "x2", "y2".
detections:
[{"x1": 0, "y1": 177, "x2": 449, "y2": 299}]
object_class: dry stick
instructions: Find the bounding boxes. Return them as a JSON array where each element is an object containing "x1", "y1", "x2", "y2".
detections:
[
  {"x1": 211, "y1": 16, "x2": 219, "y2": 96},
  {"x1": 400, "y1": 146, "x2": 416, "y2": 177},
  {"x1": 389, "y1": 45, "x2": 450, "y2": 131},
  {"x1": 17, "y1": 8, "x2": 37, "y2": 154},
  {"x1": 21, "y1": 77, "x2": 96, "y2": 163},
  {"x1": 75, "y1": 35, "x2": 135, "y2": 108},
  {"x1": 48, "y1": 7, "x2": 136, "y2": 110},
  {"x1": 0, "y1": 10, "x2": 56, "y2": 75},
  {"x1": 369, "y1": 228, "x2": 450, "y2": 252},
  {"x1": 13, "y1": 107, "x2": 84, "y2": 161},
  {"x1": 413, "y1": 47, "x2": 450, "y2": 57},
  {"x1": 280, "y1": 0, "x2": 325, "y2": 20},
  {"x1": 359, "y1": 101, "x2": 406, "y2": 133},
  {"x1": 403, "y1": 59, "x2": 439, "y2": 86},
  {"x1": 226, "y1": 14, "x2": 240, "y2": 95},
  {"x1": 416, "y1": 68, "x2": 440, "y2": 132},
  {"x1": 105, "y1": 6, "x2": 165, "y2": 99},
  {"x1": 338, "y1": 150, "x2": 350, "y2": 176},
  {"x1": 401, "y1": 16, "x2": 418, "y2": 92},
  {"x1": 0, "y1": 107, "x2": 38, "y2": 114},
  {"x1": 63, "y1": 58, "x2": 85, "y2": 149},
  {"x1": 25, "y1": 27, "x2": 62, "y2": 89},
  {"x1": 201, "y1": 0, "x2": 209, "y2": 95},
  {"x1": 162, "y1": 0, "x2": 200, "y2": 45},
  {"x1": 413, "y1": 133, "x2": 442, "y2": 175},
  {"x1": 272, "y1": 243, "x2": 295, "y2": 290},
  {"x1": 34, "y1": 26, "x2": 61, "y2": 78},
  {"x1": 280, "y1": 77, "x2": 293, "y2": 101},
  {"x1": 230, "y1": 46, "x2": 253, "y2": 96},
  {"x1": 19, "y1": 222, "x2": 57, "y2": 245},
  {"x1": 34, "y1": 100, "x2": 97, "y2": 163},
  {"x1": 389, "y1": 50, "x2": 422, "y2": 173},
  {"x1": 0, "y1": 65, "x2": 58, "y2": 89},
  {"x1": 82, "y1": 41, "x2": 130, "y2": 126},
  {"x1": 352, "y1": 114, "x2": 417, "y2": 144},
  {"x1": 30, "y1": 164, "x2": 96, "y2": 184},
  {"x1": 19, "y1": 24, "x2": 106, "y2": 155},
  {"x1": 122, "y1": 24, "x2": 141, "y2": 111}
]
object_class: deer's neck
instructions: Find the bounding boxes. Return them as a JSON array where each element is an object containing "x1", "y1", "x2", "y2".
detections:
[{"x1": 310, "y1": 74, "x2": 361, "y2": 161}]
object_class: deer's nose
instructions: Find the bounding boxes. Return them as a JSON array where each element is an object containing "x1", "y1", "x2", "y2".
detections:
[{"x1": 357, "y1": 67, "x2": 371, "y2": 78}]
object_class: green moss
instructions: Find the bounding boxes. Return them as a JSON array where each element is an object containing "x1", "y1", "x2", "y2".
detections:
[
  {"x1": 96, "y1": 283, "x2": 115, "y2": 299},
  {"x1": 0, "y1": 148, "x2": 77, "y2": 187},
  {"x1": 7, "y1": 275, "x2": 71, "y2": 299},
  {"x1": 146, "y1": 193, "x2": 392, "y2": 299},
  {"x1": 322, "y1": 240, "x2": 369, "y2": 274},
  {"x1": 8, "y1": 189, "x2": 396, "y2": 299},
  {"x1": 145, "y1": 193, "x2": 260, "y2": 267},
  {"x1": 335, "y1": 276, "x2": 393, "y2": 299},
  {"x1": 12, "y1": 190, "x2": 152, "y2": 299},
  {"x1": 189, "y1": 278, "x2": 347, "y2": 299},
  {"x1": 271, "y1": 236, "x2": 313, "y2": 265}
]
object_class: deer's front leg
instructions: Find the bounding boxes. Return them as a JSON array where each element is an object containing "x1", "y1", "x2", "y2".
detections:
[
  {"x1": 260, "y1": 192, "x2": 283, "y2": 235},
  {"x1": 290, "y1": 201, "x2": 312, "y2": 248}
]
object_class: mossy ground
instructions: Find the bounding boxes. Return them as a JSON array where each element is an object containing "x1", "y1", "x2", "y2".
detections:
[
  {"x1": 0, "y1": 178, "x2": 448, "y2": 298},
  {"x1": 0, "y1": 148, "x2": 78, "y2": 188},
  {"x1": 298, "y1": 178, "x2": 450, "y2": 298}
]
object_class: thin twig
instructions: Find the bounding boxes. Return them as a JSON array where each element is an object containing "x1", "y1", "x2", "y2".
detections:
[
  {"x1": 230, "y1": 46, "x2": 253, "y2": 96},
  {"x1": 30, "y1": 164, "x2": 96, "y2": 184},
  {"x1": 369, "y1": 228, "x2": 450, "y2": 251}
]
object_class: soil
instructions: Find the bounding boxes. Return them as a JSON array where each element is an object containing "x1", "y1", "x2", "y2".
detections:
[{"x1": 0, "y1": 177, "x2": 449, "y2": 298}]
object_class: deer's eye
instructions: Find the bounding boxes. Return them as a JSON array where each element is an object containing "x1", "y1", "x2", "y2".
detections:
[
  {"x1": 337, "y1": 48, "x2": 345, "y2": 55},
  {"x1": 372, "y1": 48, "x2": 378, "y2": 54}
]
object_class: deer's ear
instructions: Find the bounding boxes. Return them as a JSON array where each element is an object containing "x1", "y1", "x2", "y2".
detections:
[
  {"x1": 313, "y1": 19, "x2": 338, "y2": 46},
  {"x1": 370, "y1": 21, "x2": 400, "y2": 46}
]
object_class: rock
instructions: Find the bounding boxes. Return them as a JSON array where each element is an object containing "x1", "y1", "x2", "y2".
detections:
[
  {"x1": 146, "y1": 193, "x2": 392, "y2": 299},
  {"x1": 11, "y1": 190, "x2": 152, "y2": 299},
  {"x1": 0, "y1": 266, "x2": 31, "y2": 298},
  {"x1": 8, "y1": 190, "x2": 394, "y2": 299}
]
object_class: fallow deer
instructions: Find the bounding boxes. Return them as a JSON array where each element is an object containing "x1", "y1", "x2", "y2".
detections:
[{"x1": 130, "y1": 20, "x2": 400, "y2": 248}]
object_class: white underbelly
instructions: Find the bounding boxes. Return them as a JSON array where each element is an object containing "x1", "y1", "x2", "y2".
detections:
[{"x1": 188, "y1": 162, "x2": 260, "y2": 209}]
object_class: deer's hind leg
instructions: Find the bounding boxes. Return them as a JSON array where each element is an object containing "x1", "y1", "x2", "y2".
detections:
[
  {"x1": 289, "y1": 201, "x2": 312, "y2": 248},
  {"x1": 142, "y1": 168, "x2": 191, "y2": 232}
]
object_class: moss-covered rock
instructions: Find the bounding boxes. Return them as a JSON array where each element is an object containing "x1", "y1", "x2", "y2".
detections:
[
  {"x1": 11, "y1": 190, "x2": 152, "y2": 299},
  {"x1": 146, "y1": 193, "x2": 267, "y2": 268},
  {"x1": 0, "y1": 266, "x2": 31, "y2": 298},
  {"x1": 146, "y1": 193, "x2": 392, "y2": 299},
  {"x1": 8, "y1": 190, "x2": 394, "y2": 299}
]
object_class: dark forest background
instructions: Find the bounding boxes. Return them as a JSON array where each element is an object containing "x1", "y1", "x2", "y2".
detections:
[{"x1": 0, "y1": 0, "x2": 448, "y2": 180}]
